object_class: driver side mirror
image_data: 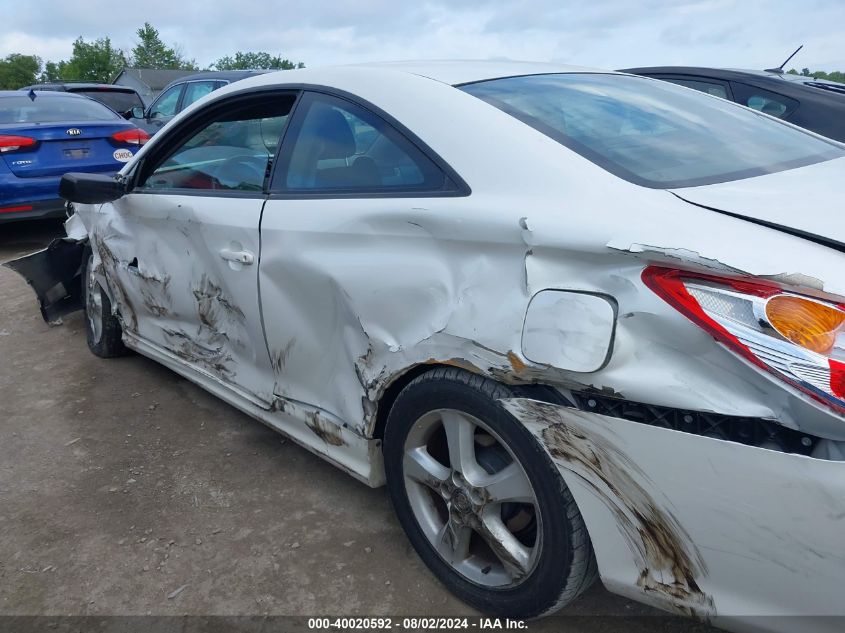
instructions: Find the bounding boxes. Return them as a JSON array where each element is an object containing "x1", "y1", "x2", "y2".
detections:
[
  {"x1": 60, "y1": 173, "x2": 126, "y2": 204},
  {"x1": 130, "y1": 106, "x2": 145, "y2": 119}
]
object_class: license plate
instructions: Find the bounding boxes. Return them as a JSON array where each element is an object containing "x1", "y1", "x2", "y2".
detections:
[{"x1": 63, "y1": 148, "x2": 90, "y2": 159}]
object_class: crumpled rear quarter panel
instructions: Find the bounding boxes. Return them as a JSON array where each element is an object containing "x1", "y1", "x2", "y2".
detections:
[{"x1": 502, "y1": 398, "x2": 845, "y2": 632}]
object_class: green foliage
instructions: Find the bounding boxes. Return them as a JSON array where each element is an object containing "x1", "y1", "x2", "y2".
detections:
[
  {"x1": 0, "y1": 53, "x2": 42, "y2": 89},
  {"x1": 41, "y1": 61, "x2": 61, "y2": 83},
  {"x1": 40, "y1": 36, "x2": 127, "y2": 83},
  {"x1": 4, "y1": 25, "x2": 304, "y2": 86},
  {"x1": 787, "y1": 68, "x2": 845, "y2": 84},
  {"x1": 131, "y1": 23, "x2": 197, "y2": 70},
  {"x1": 212, "y1": 51, "x2": 304, "y2": 71}
]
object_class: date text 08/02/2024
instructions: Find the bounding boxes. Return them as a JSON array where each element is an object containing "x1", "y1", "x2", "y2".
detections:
[{"x1": 307, "y1": 618, "x2": 528, "y2": 630}]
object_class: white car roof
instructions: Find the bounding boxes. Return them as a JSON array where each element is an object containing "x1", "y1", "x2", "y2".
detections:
[{"x1": 345, "y1": 60, "x2": 611, "y2": 85}]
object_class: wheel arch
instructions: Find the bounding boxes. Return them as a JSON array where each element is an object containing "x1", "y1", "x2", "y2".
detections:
[
  {"x1": 371, "y1": 362, "x2": 445, "y2": 441},
  {"x1": 370, "y1": 362, "x2": 571, "y2": 439}
]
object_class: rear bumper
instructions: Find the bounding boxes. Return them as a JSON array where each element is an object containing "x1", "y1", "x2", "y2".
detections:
[
  {"x1": 502, "y1": 398, "x2": 845, "y2": 632},
  {"x1": 0, "y1": 166, "x2": 115, "y2": 223},
  {"x1": 0, "y1": 198, "x2": 67, "y2": 223}
]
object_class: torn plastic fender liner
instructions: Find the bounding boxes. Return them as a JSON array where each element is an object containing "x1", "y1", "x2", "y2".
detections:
[{"x1": 3, "y1": 238, "x2": 86, "y2": 322}]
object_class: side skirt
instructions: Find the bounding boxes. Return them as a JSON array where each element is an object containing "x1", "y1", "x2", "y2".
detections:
[{"x1": 123, "y1": 330, "x2": 385, "y2": 488}]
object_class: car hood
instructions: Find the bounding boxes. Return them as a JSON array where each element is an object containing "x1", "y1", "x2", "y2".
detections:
[{"x1": 668, "y1": 156, "x2": 845, "y2": 251}]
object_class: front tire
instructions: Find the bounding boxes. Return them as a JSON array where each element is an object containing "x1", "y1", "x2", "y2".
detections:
[
  {"x1": 83, "y1": 246, "x2": 128, "y2": 358},
  {"x1": 383, "y1": 368, "x2": 597, "y2": 618}
]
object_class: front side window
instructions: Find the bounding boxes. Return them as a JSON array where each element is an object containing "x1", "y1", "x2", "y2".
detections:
[
  {"x1": 182, "y1": 81, "x2": 218, "y2": 110},
  {"x1": 461, "y1": 73, "x2": 843, "y2": 189},
  {"x1": 279, "y1": 93, "x2": 446, "y2": 192},
  {"x1": 150, "y1": 84, "x2": 183, "y2": 119},
  {"x1": 138, "y1": 95, "x2": 295, "y2": 193}
]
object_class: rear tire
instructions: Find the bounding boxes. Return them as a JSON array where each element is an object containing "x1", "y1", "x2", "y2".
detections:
[
  {"x1": 83, "y1": 246, "x2": 128, "y2": 358},
  {"x1": 383, "y1": 367, "x2": 597, "y2": 618}
]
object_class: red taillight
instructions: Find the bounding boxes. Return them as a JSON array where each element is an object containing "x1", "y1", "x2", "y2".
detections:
[
  {"x1": 0, "y1": 135, "x2": 36, "y2": 153},
  {"x1": 830, "y1": 360, "x2": 845, "y2": 399},
  {"x1": 641, "y1": 266, "x2": 768, "y2": 370},
  {"x1": 111, "y1": 128, "x2": 150, "y2": 146},
  {"x1": 643, "y1": 265, "x2": 845, "y2": 416}
]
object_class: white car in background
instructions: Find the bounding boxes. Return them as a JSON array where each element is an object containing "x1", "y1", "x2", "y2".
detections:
[{"x1": 8, "y1": 61, "x2": 845, "y2": 632}]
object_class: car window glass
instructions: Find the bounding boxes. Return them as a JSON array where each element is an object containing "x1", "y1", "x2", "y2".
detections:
[
  {"x1": 0, "y1": 94, "x2": 121, "y2": 123},
  {"x1": 662, "y1": 78, "x2": 728, "y2": 100},
  {"x1": 74, "y1": 90, "x2": 144, "y2": 115},
  {"x1": 150, "y1": 84, "x2": 183, "y2": 119},
  {"x1": 182, "y1": 81, "x2": 218, "y2": 110},
  {"x1": 461, "y1": 73, "x2": 843, "y2": 189},
  {"x1": 730, "y1": 83, "x2": 798, "y2": 119},
  {"x1": 746, "y1": 95, "x2": 788, "y2": 117},
  {"x1": 282, "y1": 94, "x2": 445, "y2": 191},
  {"x1": 139, "y1": 96, "x2": 295, "y2": 193}
]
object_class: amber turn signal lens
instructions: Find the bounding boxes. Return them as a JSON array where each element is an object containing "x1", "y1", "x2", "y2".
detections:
[{"x1": 765, "y1": 295, "x2": 845, "y2": 355}]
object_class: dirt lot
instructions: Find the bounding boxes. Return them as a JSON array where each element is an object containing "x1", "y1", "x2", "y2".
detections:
[{"x1": 0, "y1": 219, "x2": 712, "y2": 632}]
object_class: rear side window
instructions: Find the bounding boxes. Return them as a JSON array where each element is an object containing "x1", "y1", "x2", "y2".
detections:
[
  {"x1": 182, "y1": 81, "x2": 218, "y2": 110},
  {"x1": 461, "y1": 73, "x2": 844, "y2": 189},
  {"x1": 277, "y1": 92, "x2": 446, "y2": 192},
  {"x1": 0, "y1": 94, "x2": 121, "y2": 123},
  {"x1": 729, "y1": 83, "x2": 798, "y2": 119}
]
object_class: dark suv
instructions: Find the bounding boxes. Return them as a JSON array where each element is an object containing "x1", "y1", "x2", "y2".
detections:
[
  {"x1": 128, "y1": 70, "x2": 266, "y2": 135},
  {"x1": 18, "y1": 83, "x2": 145, "y2": 119},
  {"x1": 622, "y1": 66, "x2": 845, "y2": 143}
]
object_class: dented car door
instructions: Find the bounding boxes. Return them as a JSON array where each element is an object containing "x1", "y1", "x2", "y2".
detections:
[
  {"x1": 258, "y1": 91, "x2": 472, "y2": 426},
  {"x1": 95, "y1": 94, "x2": 297, "y2": 405}
]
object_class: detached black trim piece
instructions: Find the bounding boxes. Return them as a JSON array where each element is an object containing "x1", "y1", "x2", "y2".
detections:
[
  {"x1": 3, "y1": 238, "x2": 86, "y2": 322},
  {"x1": 570, "y1": 391, "x2": 819, "y2": 457}
]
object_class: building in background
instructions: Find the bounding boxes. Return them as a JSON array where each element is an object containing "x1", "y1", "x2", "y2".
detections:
[{"x1": 111, "y1": 68, "x2": 194, "y2": 105}]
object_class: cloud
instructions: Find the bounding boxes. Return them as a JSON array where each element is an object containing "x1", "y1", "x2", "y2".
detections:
[{"x1": 0, "y1": 0, "x2": 843, "y2": 71}]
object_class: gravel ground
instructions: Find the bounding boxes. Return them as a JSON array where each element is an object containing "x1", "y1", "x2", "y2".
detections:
[{"x1": 0, "y1": 219, "x2": 713, "y2": 633}]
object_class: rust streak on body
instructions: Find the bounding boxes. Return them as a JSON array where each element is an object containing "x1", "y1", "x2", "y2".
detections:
[
  {"x1": 504, "y1": 398, "x2": 714, "y2": 618},
  {"x1": 507, "y1": 351, "x2": 526, "y2": 373}
]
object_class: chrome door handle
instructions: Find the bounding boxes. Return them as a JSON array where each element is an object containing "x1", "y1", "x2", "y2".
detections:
[{"x1": 219, "y1": 248, "x2": 254, "y2": 265}]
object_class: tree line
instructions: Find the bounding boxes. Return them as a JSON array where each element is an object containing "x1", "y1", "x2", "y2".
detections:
[
  {"x1": 0, "y1": 22, "x2": 304, "y2": 89},
  {"x1": 787, "y1": 68, "x2": 845, "y2": 83}
]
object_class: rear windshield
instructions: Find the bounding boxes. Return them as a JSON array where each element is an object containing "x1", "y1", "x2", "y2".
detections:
[
  {"x1": 70, "y1": 89, "x2": 143, "y2": 114},
  {"x1": 0, "y1": 94, "x2": 121, "y2": 124},
  {"x1": 460, "y1": 73, "x2": 845, "y2": 188}
]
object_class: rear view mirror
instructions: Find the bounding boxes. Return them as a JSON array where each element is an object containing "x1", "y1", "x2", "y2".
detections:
[
  {"x1": 130, "y1": 106, "x2": 145, "y2": 119},
  {"x1": 60, "y1": 173, "x2": 126, "y2": 204}
]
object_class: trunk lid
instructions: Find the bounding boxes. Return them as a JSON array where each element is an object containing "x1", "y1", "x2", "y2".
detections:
[
  {"x1": 0, "y1": 121, "x2": 138, "y2": 178},
  {"x1": 669, "y1": 156, "x2": 845, "y2": 248}
]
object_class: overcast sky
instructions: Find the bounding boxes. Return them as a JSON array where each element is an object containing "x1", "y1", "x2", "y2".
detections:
[{"x1": 1, "y1": 0, "x2": 843, "y2": 72}]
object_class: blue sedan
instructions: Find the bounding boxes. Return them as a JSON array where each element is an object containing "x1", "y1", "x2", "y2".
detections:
[{"x1": 0, "y1": 90, "x2": 149, "y2": 223}]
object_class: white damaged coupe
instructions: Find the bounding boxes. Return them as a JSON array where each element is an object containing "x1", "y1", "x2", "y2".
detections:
[{"x1": 9, "y1": 61, "x2": 845, "y2": 631}]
